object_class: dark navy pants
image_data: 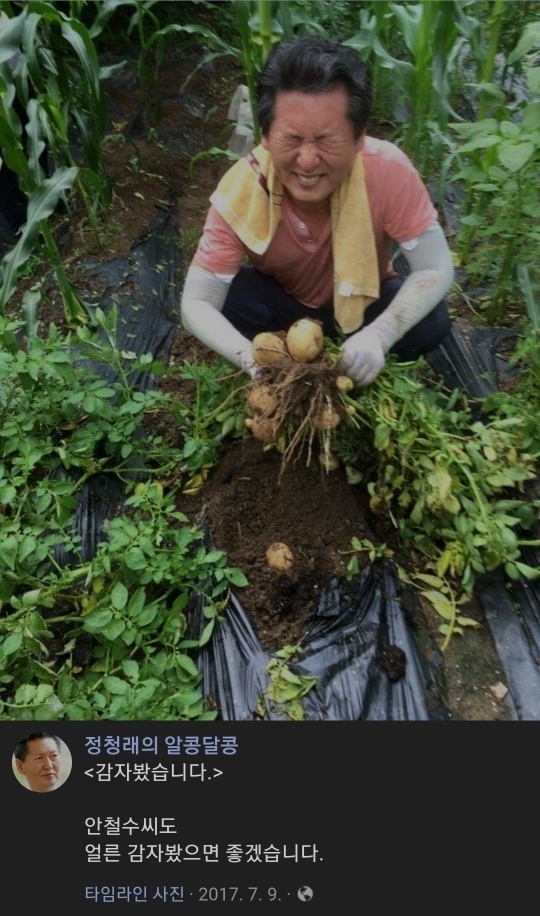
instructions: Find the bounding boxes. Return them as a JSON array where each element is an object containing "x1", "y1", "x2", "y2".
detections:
[{"x1": 222, "y1": 266, "x2": 451, "y2": 360}]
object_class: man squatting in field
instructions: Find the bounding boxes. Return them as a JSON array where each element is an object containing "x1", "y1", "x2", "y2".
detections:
[{"x1": 181, "y1": 36, "x2": 454, "y2": 387}]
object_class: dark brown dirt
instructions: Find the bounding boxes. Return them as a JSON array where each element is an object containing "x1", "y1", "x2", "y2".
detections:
[
  {"x1": 188, "y1": 433, "x2": 375, "y2": 649},
  {"x1": 21, "y1": 45, "x2": 519, "y2": 721}
]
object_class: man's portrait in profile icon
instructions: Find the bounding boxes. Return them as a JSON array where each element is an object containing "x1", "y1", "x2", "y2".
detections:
[{"x1": 13, "y1": 732, "x2": 71, "y2": 793}]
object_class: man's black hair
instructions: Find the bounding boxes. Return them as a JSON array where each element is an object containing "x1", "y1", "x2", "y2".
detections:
[
  {"x1": 14, "y1": 732, "x2": 62, "y2": 762},
  {"x1": 256, "y1": 36, "x2": 372, "y2": 139}
]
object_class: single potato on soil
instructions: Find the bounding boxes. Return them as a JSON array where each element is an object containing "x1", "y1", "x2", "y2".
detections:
[{"x1": 266, "y1": 542, "x2": 295, "y2": 571}]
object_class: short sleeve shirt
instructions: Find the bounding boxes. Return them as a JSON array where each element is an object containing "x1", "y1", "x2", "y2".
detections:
[{"x1": 193, "y1": 136, "x2": 438, "y2": 309}]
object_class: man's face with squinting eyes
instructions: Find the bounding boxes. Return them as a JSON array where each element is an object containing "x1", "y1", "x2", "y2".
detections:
[{"x1": 261, "y1": 86, "x2": 363, "y2": 212}]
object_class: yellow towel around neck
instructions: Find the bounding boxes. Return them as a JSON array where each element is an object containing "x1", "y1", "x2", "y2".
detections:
[{"x1": 210, "y1": 144, "x2": 380, "y2": 334}]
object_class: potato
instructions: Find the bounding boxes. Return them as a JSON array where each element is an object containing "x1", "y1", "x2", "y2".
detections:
[
  {"x1": 252, "y1": 332, "x2": 288, "y2": 367},
  {"x1": 286, "y1": 318, "x2": 324, "y2": 362},
  {"x1": 313, "y1": 405, "x2": 342, "y2": 430},
  {"x1": 247, "y1": 384, "x2": 278, "y2": 415},
  {"x1": 335, "y1": 374, "x2": 354, "y2": 393},
  {"x1": 245, "y1": 416, "x2": 281, "y2": 443},
  {"x1": 318, "y1": 450, "x2": 341, "y2": 471},
  {"x1": 266, "y1": 542, "x2": 294, "y2": 571}
]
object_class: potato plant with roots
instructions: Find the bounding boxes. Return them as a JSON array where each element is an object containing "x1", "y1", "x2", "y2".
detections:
[{"x1": 244, "y1": 318, "x2": 355, "y2": 476}]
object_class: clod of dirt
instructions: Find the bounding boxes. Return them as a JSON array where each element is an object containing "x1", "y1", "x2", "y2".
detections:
[{"x1": 378, "y1": 645, "x2": 407, "y2": 681}]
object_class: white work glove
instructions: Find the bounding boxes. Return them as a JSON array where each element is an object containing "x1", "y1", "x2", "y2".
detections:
[
  {"x1": 244, "y1": 360, "x2": 260, "y2": 380},
  {"x1": 339, "y1": 325, "x2": 390, "y2": 387}
]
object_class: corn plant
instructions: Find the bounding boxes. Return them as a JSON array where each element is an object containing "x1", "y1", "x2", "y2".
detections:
[
  {"x1": 339, "y1": 2, "x2": 398, "y2": 127},
  {"x1": 0, "y1": 1, "x2": 128, "y2": 326},
  {"x1": 0, "y1": 162, "x2": 83, "y2": 332},
  {"x1": 344, "y1": 1, "x2": 485, "y2": 179},
  {"x1": 506, "y1": 17, "x2": 540, "y2": 96},
  {"x1": 116, "y1": 0, "x2": 188, "y2": 125},
  {"x1": 0, "y1": 1, "x2": 122, "y2": 209},
  {"x1": 138, "y1": 0, "x2": 282, "y2": 144}
]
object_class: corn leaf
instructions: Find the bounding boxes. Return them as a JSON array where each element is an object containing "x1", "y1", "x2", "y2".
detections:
[{"x1": 0, "y1": 166, "x2": 78, "y2": 311}]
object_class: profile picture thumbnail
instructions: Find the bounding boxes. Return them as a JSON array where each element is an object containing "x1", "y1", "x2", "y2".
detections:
[{"x1": 13, "y1": 731, "x2": 72, "y2": 793}]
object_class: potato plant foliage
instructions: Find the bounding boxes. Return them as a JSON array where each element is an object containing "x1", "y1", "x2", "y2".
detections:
[
  {"x1": 335, "y1": 351, "x2": 540, "y2": 594},
  {"x1": 0, "y1": 313, "x2": 247, "y2": 721}
]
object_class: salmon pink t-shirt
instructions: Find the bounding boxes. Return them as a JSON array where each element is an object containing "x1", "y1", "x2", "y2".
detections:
[{"x1": 193, "y1": 137, "x2": 438, "y2": 310}]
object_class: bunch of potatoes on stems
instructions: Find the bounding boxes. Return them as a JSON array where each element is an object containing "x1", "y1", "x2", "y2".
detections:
[{"x1": 244, "y1": 318, "x2": 356, "y2": 476}]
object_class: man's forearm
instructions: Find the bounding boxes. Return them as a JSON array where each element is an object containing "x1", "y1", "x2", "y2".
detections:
[
  {"x1": 180, "y1": 265, "x2": 255, "y2": 373},
  {"x1": 339, "y1": 223, "x2": 454, "y2": 385},
  {"x1": 369, "y1": 223, "x2": 454, "y2": 353}
]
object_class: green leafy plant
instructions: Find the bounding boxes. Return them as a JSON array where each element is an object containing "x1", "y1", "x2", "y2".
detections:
[
  {"x1": 257, "y1": 643, "x2": 317, "y2": 720},
  {"x1": 335, "y1": 357, "x2": 540, "y2": 593},
  {"x1": 165, "y1": 358, "x2": 246, "y2": 474},
  {"x1": 482, "y1": 297, "x2": 540, "y2": 457},
  {"x1": 442, "y1": 13, "x2": 540, "y2": 318},
  {"x1": 188, "y1": 147, "x2": 238, "y2": 187},
  {"x1": 0, "y1": 310, "x2": 249, "y2": 720},
  {"x1": 340, "y1": 536, "x2": 394, "y2": 580},
  {"x1": 409, "y1": 572, "x2": 480, "y2": 650},
  {"x1": 447, "y1": 104, "x2": 540, "y2": 320}
]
